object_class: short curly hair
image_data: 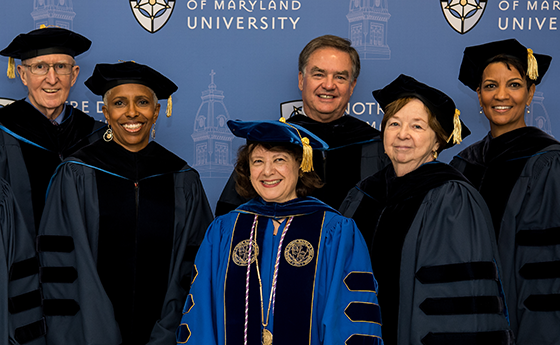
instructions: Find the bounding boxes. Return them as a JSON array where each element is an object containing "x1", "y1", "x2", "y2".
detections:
[{"x1": 234, "y1": 142, "x2": 324, "y2": 200}]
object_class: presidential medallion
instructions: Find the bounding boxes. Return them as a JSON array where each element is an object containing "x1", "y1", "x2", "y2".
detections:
[
  {"x1": 232, "y1": 239, "x2": 259, "y2": 266},
  {"x1": 262, "y1": 328, "x2": 272, "y2": 345},
  {"x1": 285, "y1": 239, "x2": 314, "y2": 267}
]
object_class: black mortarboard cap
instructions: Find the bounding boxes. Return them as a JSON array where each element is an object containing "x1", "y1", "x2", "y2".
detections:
[
  {"x1": 85, "y1": 61, "x2": 178, "y2": 117},
  {"x1": 459, "y1": 38, "x2": 552, "y2": 91},
  {"x1": 0, "y1": 27, "x2": 91, "y2": 60},
  {"x1": 373, "y1": 74, "x2": 470, "y2": 149},
  {"x1": 85, "y1": 61, "x2": 177, "y2": 99}
]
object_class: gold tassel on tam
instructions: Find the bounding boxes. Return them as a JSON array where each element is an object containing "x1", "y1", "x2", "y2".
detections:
[
  {"x1": 527, "y1": 48, "x2": 539, "y2": 81},
  {"x1": 300, "y1": 137, "x2": 313, "y2": 172},
  {"x1": 166, "y1": 95, "x2": 172, "y2": 117},
  {"x1": 446, "y1": 109, "x2": 463, "y2": 145},
  {"x1": 278, "y1": 117, "x2": 314, "y2": 172},
  {"x1": 7, "y1": 57, "x2": 15, "y2": 79}
]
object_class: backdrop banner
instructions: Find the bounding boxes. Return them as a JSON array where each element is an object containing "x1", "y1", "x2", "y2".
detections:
[{"x1": 1, "y1": 0, "x2": 558, "y2": 211}]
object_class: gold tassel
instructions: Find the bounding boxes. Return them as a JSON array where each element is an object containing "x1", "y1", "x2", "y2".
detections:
[
  {"x1": 527, "y1": 48, "x2": 539, "y2": 81},
  {"x1": 278, "y1": 117, "x2": 314, "y2": 172},
  {"x1": 7, "y1": 57, "x2": 15, "y2": 79},
  {"x1": 446, "y1": 109, "x2": 463, "y2": 145},
  {"x1": 300, "y1": 137, "x2": 313, "y2": 173},
  {"x1": 166, "y1": 95, "x2": 172, "y2": 117}
]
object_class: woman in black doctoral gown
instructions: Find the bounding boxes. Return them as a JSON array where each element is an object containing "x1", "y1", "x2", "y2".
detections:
[
  {"x1": 341, "y1": 74, "x2": 512, "y2": 345},
  {"x1": 451, "y1": 39, "x2": 560, "y2": 344},
  {"x1": 38, "y1": 62, "x2": 213, "y2": 345}
]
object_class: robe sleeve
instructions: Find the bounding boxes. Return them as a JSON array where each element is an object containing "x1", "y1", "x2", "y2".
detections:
[
  {"x1": 148, "y1": 169, "x2": 214, "y2": 344},
  {"x1": 1, "y1": 178, "x2": 46, "y2": 345},
  {"x1": 38, "y1": 162, "x2": 122, "y2": 345},
  {"x1": 399, "y1": 181, "x2": 512, "y2": 344},
  {"x1": 499, "y1": 149, "x2": 560, "y2": 343},
  {"x1": 177, "y1": 217, "x2": 230, "y2": 345},
  {"x1": 315, "y1": 214, "x2": 384, "y2": 345}
]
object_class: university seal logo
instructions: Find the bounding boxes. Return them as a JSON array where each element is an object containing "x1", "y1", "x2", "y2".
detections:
[
  {"x1": 440, "y1": 0, "x2": 487, "y2": 34},
  {"x1": 285, "y1": 239, "x2": 314, "y2": 267},
  {"x1": 232, "y1": 239, "x2": 260, "y2": 266},
  {"x1": 129, "y1": 0, "x2": 176, "y2": 33}
]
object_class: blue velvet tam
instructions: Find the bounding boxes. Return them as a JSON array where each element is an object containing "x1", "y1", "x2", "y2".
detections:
[
  {"x1": 373, "y1": 74, "x2": 470, "y2": 149},
  {"x1": 228, "y1": 118, "x2": 328, "y2": 172},
  {"x1": 85, "y1": 61, "x2": 177, "y2": 100},
  {"x1": 227, "y1": 119, "x2": 328, "y2": 150},
  {"x1": 0, "y1": 27, "x2": 91, "y2": 60},
  {"x1": 459, "y1": 38, "x2": 552, "y2": 92}
]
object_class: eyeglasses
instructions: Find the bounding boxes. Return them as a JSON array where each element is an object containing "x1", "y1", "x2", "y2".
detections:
[{"x1": 22, "y1": 62, "x2": 75, "y2": 76}]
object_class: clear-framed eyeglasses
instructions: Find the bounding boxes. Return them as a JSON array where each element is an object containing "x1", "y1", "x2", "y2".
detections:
[{"x1": 22, "y1": 62, "x2": 75, "y2": 76}]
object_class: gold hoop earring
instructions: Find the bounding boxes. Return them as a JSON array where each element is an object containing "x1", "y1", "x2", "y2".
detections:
[
  {"x1": 432, "y1": 151, "x2": 438, "y2": 160},
  {"x1": 103, "y1": 126, "x2": 113, "y2": 142}
]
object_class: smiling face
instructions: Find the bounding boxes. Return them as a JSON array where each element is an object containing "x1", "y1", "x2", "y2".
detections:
[
  {"x1": 17, "y1": 53, "x2": 79, "y2": 120},
  {"x1": 102, "y1": 83, "x2": 160, "y2": 152},
  {"x1": 477, "y1": 61, "x2": 535, "y2": 137},
  {"x1": 298, "y1": 47, "x2": 357, "y2": 123},
  {"x1": 249, "y1": 145, "x2": 299, "y2": 204},
  {"x1": 383, "y1": 99, "x2": 439, "y2": 177}
]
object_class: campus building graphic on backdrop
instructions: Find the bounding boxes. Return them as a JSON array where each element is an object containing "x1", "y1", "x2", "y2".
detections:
[
  {"x1": 32, "y1": 0, "x2": 75, "y2": 29},
  {"x1": 529, "y1": 92, "x2": 552, "y2": 135},
  {"x1": 440, "y1": 0, "x2": 487, "y2": 34},
  {"x1": 347, "y1": 0, "x2": 391, "y2": 60},
  {"x1": 191, "y1": 71, "x2": 234, "y2": 178},
  {"x1": 130, "y1": 0, "x2": 176, "y2": 33}
]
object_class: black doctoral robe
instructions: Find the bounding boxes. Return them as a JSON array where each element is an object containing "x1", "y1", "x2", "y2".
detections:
[
  {"x1": 1, "y1": 177, "x2": 45, "y2": 345},
  {"x1": 450, "y1": 127, "x2": 560, "y2": 344},
  {"x1": 216, "y1": 115, "x2": 389, "y2": 215},
  {"x1": 0, "y1": 99, "x2": 106, "y2": 231},
  {"x1": 38, "y1": 140, "x2": 214, "y2": 345},
  {"x1": 340, "y1": 162, "x2": 513, "y2": 345}
]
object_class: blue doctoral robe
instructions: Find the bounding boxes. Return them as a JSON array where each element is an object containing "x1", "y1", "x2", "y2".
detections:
[
  {"x1": 0, "y1": 99, "x2": 105, "y2": 231},
  {"x1": 38, "y1": 140, "x2": 213, "y2": 345},
  {"x1": 450, "y1": 127, "x2": 560, "y2": 345},
  {"x1": 177, "y1": 197, "x2": 383, "y2": 345},
  {"x1": 1, "y1": 177, "x2": 45, "y2": 345},
  {"x1": 341, "y1": 162, "x2": 513, "y2": 345}
]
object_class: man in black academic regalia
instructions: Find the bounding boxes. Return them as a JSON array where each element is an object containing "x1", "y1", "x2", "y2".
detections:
[
  {"x1": 216, "y1": 35, "x2": 389, "y2": 215},
  {"x1": 0, "y1": 27, "x2": 106, "y2": 232}
]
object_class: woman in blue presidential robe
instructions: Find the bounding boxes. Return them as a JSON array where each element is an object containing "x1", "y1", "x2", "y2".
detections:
[
  {"x1": 340, "y1": 75, "x2": 513, "y2": 345},
  {"x1": 176, "y1": 119, "x2": 383, "y2": 345},
  {"x1": 38, "y1": 62, "x2": 213, "y2": 345},
  {"x1": 451, "y1": 39, "x2": 560, "y2": 344}
]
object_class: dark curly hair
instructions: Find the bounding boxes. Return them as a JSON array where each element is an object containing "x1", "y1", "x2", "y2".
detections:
[{"x1": 234, "y1": 142, "x2": 324, "y2": 200}]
